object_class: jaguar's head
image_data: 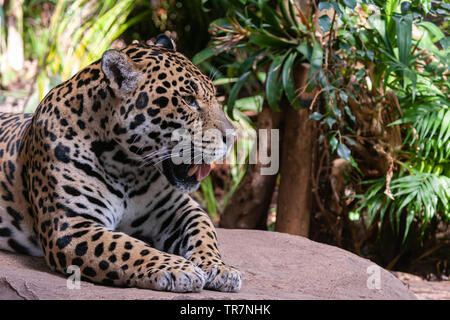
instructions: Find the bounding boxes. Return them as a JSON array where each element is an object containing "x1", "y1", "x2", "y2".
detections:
[{"x1": 101, "y1": 34, "x2": 236, "y2": 192}]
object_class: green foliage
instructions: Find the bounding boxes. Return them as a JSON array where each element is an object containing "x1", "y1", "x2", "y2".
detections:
[
  {"x1": 192, "y1": 1, "x2": 308, "y2": 218},
  {"x1": 193, "y1": 0, "x2": 318, "y2": 118},
  {"x1": 1, "y1": 0, "x2": 221, "y2": 112},
  {"x1": 199, "y1": 175, "x2": 218, "y2": 219},
  {"x1": 354, "y1": 168, "x2": 450, "y2": 242},
  {"x1": 198, "y1": 0, "x2": 449, "y2": 243},
  {"x1": 23, "y1": 0, "x2": 151, "y2": 112},
  {"x1": 314, "y1": 0, "x2": 450, "y2": 241}
]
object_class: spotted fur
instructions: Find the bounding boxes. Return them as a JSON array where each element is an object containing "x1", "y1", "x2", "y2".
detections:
[{"x1": 0, "y1": 35, "x2": 241, "y2": 292}]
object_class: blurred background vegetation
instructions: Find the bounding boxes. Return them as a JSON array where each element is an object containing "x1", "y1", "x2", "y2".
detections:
[{"x1": 0, "y1": 0, "x2": 449, "y2": 279}]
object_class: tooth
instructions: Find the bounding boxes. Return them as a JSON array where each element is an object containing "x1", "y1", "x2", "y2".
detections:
[{"x1": 188, "y1": 165, "x2": 199, "y2": 177}]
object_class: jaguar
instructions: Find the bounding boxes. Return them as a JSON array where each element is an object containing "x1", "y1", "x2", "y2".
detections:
[{"x1": 0, "y1": 34, "x2": 241, "y2": 292}]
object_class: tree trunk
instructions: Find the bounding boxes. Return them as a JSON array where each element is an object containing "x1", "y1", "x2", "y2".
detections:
[
  {"x1": 220, "y1": 107, "x2": 281, "y2": 229},
  {"x1": 275, "y1": 63, "x2": 317, "y2": 237},
  {"x1": 222, "y1": 0, "x2": 318, "y2": 234}
]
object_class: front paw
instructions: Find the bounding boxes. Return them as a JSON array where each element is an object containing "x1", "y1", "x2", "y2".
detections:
[
  {"x1": 147, "y1": 264, "x2": 206, "y2": 293},
  {"x1": 203, "y1": 264, "x2": 242, "y2": 292}
]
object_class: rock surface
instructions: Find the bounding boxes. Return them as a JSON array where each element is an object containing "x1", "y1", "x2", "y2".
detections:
[
  {"x1": 0, "y1": 229, "x2": 416, "y2": 300},
  {"x1": 394, "y1": 272, "x2": 450, "y2": 300}
]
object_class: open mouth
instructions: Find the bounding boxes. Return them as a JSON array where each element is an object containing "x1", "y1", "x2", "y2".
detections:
[
  {"x1": 187, "y1": 163, "x2": 212, "y2": 181},
  {"x1": 162, "y1": 159, "x2": 211, "y2": 191}
]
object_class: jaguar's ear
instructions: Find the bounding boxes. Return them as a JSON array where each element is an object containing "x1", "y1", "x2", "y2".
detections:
[
  {"x1": 155, "y1": 34, "x2": 176, "y2": 51},
  {"x1": 101, "y1": 49, "x2": 142, "y2": 94}
]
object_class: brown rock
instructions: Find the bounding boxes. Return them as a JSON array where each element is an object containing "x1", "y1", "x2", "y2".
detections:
[
  {"x1": 0, "y1": 229, "x2": 416, "y2": 300},
  {"x1": 393, "y1": 272, "x2": 450, "y2": 300}
]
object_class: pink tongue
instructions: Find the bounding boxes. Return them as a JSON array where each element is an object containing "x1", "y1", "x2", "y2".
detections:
[{"x1": 195, "y1": 164, "x2": 211, "y2": 181}]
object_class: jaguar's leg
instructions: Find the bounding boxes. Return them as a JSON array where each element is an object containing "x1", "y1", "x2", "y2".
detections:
[
  {"x1": 145, "y1": 197, "x2": 242, "y2": 292},
  {"x1": 40, "y1": 215, "x2": 206, "y2": 292},
  {"x1": 183, "y1": 210, "x2": 242, "y2": 292}
]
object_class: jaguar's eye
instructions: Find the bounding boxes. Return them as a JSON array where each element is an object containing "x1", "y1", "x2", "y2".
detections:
[{"x1": 183, "y1": 95, "x2": 199, "y2": 109}]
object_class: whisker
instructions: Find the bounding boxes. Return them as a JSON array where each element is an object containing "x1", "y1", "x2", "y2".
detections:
[
  {"x1": 143, "y1": 146, "x2": 170, "y2": 159},
  {"x1": 141, "y1": 154, "x2": 173, "y2": 168}
]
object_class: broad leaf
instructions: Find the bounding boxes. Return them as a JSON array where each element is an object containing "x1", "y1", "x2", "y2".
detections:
[
  {"x1": 249, "y1": 33, "x2": 292, "y2": 48},
  {"x1": 306, "y1": 40, "x2": 323, "y2": 90},
  {"x1": 281, "y1": 51, "x2": 299, "y2": 108},
  {"x1": 227, "y1": 71, "x2": 251, "y2": 119},
  {"x1": 337, "y1": 143, "x2": 351, "y2": 161},
  {"x1": 266, "y1": 54, "x2": 286, "y2": 109},
  {"x1": 418, "y1": 21, "x2": 445, "y2": 43},
  {"x1": 192, "y1": 47, "x2": 221, "y2": 65},
  {"x1": 309, "y1": 112, "x2": 323, "y2": 121},
  {"x1": 318, "y1": 15, "x2": 332, "y2": 33},
  {"x1": 343, "y1": 0, "x2": 356, "y2": 9}
]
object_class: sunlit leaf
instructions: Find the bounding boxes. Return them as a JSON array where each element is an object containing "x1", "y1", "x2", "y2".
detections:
[{"x1": 385, "y1": 0, "x2": 399, "y2": 16}]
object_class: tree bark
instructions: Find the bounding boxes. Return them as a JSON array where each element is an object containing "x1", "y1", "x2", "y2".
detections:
[
  {"x1": 220, "y1": 107, "x2": 281, "y2": 229},
  {"x1": 275, "y1": 63, "x2": 317, "y2": 237},
  {"x1": 222, "y1": 0, "x2": 318, "y2": 234}
]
